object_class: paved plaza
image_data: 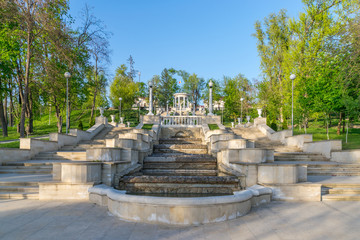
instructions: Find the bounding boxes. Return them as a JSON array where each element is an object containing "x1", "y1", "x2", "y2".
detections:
[{"x1": 1, "y1": 199, "x2": 359, "y2": 240}]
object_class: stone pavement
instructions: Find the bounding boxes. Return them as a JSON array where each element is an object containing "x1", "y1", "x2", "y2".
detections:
[{"x1": 1, "y1": 199, "x2": 360, "y2": 240}]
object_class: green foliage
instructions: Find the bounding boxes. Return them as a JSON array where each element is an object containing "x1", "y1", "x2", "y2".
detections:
[
  {"x1": 270, "y1": 122, "x2": 278, "y2": 131},
  {"x1": 142, "y1": 124, "x2": 153, "y2": 130},
  {"x1": 208, "y1": 124, "x2": 220, "y2": 130},
  {"x1": 157, "y1": 68, "x2": 179, "y2": 107},
  {"x1": 78, "y1": 120, "x2": 84, "y2": 130},
  {"x1": 109, "y1": 64, "x2": 139, "y2": 109},
  {"x1": 89, "y1": 118, "x2": 95, "y2": 127},
  {"x1": 178, "y1": 70, "x2": 205, "y2": 107},
  {"x1": 223, "y1": 74, "x2": 252, "y2": 122}
]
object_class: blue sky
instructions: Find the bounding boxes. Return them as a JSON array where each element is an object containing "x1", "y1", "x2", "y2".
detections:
[{"x1": 69, "y1": 0, "x2": 304, "y2": 86}]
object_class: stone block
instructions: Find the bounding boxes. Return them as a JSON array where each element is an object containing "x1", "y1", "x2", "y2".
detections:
[
  {"x1": 258, "y1": 164, "x2": 298, "y2": 184},
  {"x1": 86, "y1": 148, "x2": 122, "y2": 162},
  {"x1": 39, "y1": 182, "x2": 94, "y2": 200},
  {"x1": 266, "y1": 183, "x2": 322, "y2": 201},
  {"x1": 61, "y1": 162, "x2": 102, "y2": 183},
  {"x1": 331, "y1": 150, "x2": 360, "y2": 163}
]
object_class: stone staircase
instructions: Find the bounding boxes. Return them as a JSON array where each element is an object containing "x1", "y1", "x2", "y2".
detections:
[
  {"x1": 274, "y1": 152, "x2": 329, "y2": 162},
  {"x1": 0, "y1": 162, "x2": 52, "y2": 199},
  {"x1": 0, "y1": 126, "x2": 117, "y2": 200},
  {"x1": 123, "y1": 137, "x2": 240, "y2": 195},
  {"x1": 321, "y1": 184, "x2": 360, "y2": 201},
  {"x1": 308, "y1": 164, "x2": 360, "y2": 176}
]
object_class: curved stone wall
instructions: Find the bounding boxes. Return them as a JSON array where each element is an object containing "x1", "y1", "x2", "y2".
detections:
[{"x1": 89, "y1": 185, "x2": 271, "y2": 226}]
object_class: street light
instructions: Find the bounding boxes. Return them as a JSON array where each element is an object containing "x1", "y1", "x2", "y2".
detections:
[
  {"x1": 147, "y1": 80, "x2": 153, "y2": 115},
  {"x1": 119, "y1": 97, "x2": 122, "y2": 123},
  {"x1": 240, "y1": 97, "x2": 244, "y2": 124},
  {"x1": 290, "y1": 74, "x2": 296, "y2": 136},
  {"x1": 208, "y1": 80, "x2": 213, "y2": 116}
]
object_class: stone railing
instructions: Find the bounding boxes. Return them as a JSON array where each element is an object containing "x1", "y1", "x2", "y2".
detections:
[{"x1": 160, "y1": 116, "x2": 202, "y2": 126}]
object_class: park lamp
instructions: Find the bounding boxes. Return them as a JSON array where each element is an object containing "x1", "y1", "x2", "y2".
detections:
[
  {"x1": 209, "y1": 80, "x2": 213, "y2": 88},
  {"x1": 148, "y1": 80, "x2": 153, "y2": 88}
]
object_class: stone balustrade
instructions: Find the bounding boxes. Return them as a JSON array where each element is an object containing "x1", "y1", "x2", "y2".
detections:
[{"x1": 161, "y1": 116, "x2": 202, "y2": 126}]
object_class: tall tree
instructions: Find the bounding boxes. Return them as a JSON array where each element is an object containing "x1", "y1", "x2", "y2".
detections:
[
  {"x1": 109, "y1": 64, "x2": 138, "y2": 111},
  {"x1": 178, "y1": 71, "x2": 204, "y2": 109},
  {"x1": 157, "y1": 68, "x2": 179, "y2": 107}
]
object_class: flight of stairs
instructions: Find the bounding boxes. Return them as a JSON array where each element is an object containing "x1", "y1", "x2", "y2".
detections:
[
  {"x1": 0, "y1": 162, "x2": 52, "y2": 199},
  {"x1": 123, "y1": 137, "x2": 240, "y2": 195},
  {"x1": 0, "y1": 126, "x2": 117, "y2": 200},
  {"x1": 321, "y1": 184, "x2": 360, "y2": 201}
]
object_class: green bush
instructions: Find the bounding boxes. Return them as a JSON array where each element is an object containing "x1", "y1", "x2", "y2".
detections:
[
  {"x1": 282, "y1": 119, "x2": 288, "y2": 130},
  {"x1": 270, "y1": 122, "x2": 278, "y2": 131},
  {"x1": 89, "y1": 118, "x2": 95, "y2": 127},
  {"x1": 78, "y1": 120, "x2": 84, "y2": 130}
]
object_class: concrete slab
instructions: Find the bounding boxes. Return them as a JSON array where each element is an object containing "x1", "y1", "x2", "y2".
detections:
[
  {"x1": 0, "y1": 173, "x2": 52, "y2": 182},
  {"x1": 308, "y1": 175, "x2": 360, "y2": 184},
  {"x1": 1, "y1": 199, "x2": 360, "y2": 239}
]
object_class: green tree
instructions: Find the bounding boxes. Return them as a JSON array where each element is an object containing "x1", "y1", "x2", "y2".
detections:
[
  {"x1": 157, "y1": 68, "x2": 179, "y2": 107},
  {"x1": 178, "y1": 71, "x2": 204, "y2": 109},
  {"x1": 109, "y1": 65, "x2": 138, "y2": 110}
]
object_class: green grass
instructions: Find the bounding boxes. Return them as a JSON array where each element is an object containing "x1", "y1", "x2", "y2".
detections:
[
  {"x1": 208, "y1": 124, "x2": 220, "y2": 130},
  {"x1": 294, "y1": 125, "x2": 360, "y2": 150},
  {"x1": 0, "y1": 108, "x2": 147, "y2": 141},
  {"x1": 142, "y1": 124, "x2": 153, "y2": 130},
  {"x1": 0, "y1": 141, "x2": 20, "y2": 148}
]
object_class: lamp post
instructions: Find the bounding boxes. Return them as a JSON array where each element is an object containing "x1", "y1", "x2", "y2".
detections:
[
  {"x1": 64, "y1": 72, "x2": 71, "y2": 134},
  {"x1": 138, "y1": 72, "x2": 141, "y2": 82},
  {"x1": 208, "y1": 80, "x2": 214, "y2": 116},
  {"x1": 240, "y1": 97, "x2": 244, "y2": 124},
  {"x1": 119, "y1": 97, "x2": 122, "y2": 123},
  {"x1": 290, "y1": 74, "x2": 296, "y2": 136},
  {"x1": 49, "y1": 103, "x2": 51, "y2": 125},
  {"x1": 147, "y1": 80, "x2": 153, "y2": 115}
]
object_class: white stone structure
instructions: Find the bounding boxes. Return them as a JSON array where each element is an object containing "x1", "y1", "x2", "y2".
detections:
[{"x1": 173, "y1": 93, "x2": 191, "y2": 112}]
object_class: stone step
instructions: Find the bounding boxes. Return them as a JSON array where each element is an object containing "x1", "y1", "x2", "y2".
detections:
[
  {"x1": 154, "y1": 144, "x2": 207, "y2": 149},
  {"x1": 123, "y1": 175, "x2": 239, "y2": 195},
  {"x1": 0, "y1": 186, "x2": 38, "y2": 192},
  {"x1": 308, "y1": 171, "x2": 360, "y2": 176},
  {"x1": 2, "y1": 162, "x2": 53, "y2": 167},
  {"x1": 0, "y1": 169, "x2": 52, "y2": 174},
  {"x1": 142, "y1": 169, "x2": 217, "y2": 176},
  {"x1": 0, "y1": 182, "x2": 38, "y2": 187},
  {"x1": 153, "y1": 148, "x2": 208, "y2": 154},
  {"x1": 322, "y1": 194, "x2": 360, "y2": 201},
  {"x1": 33, "y1": 151, "x2": 87, "y2": 160},
  {"x1": 159, "y1": 138, "x2": 202, "y2": 144},
  {"x1": 308, "y1": 168, "x2": 360, "y2": 172},
  {"x1": 144, "y1": 155, "x2": 216, "y2": 163},
  {"x1": 0, "y1": 192, "x2": 38, "y2": 199},
  {"x1": 0, "y1": 165, "x2": 52, "y2": 169},
  {"x1": 143, "y1": 163, "x2": 217, "y2": 170},
  {"x1": 328, "y1": 188, "x2": 360, "y2": 194}
]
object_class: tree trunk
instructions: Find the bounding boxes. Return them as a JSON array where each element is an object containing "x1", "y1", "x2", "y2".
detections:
[
  {"x1": 4, "y1": 96, "x2": 8, "y2": 127},
  {"x1": 20, "y1": 30, "x2": 32, "y2": 138},
  {"x1": 55, "y1": 105, "x2": 62, "y2": 133},
  {"x1": 9, "y1": 82, "x2": 13, "y2": 127},
  {"x1": 0, "y1": 98, "x2": 8, "y2": 137},
  {"x1": 337, "y1": 112, "x2": 343, "y2": 135},
  {"x1": 28, "y1": 88, "x2": 33, "y2": 133}
]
